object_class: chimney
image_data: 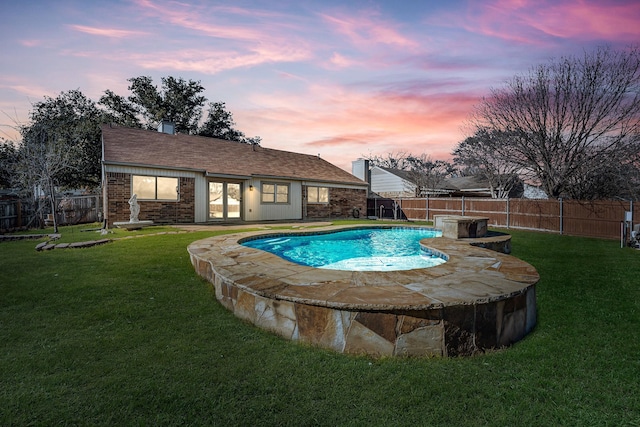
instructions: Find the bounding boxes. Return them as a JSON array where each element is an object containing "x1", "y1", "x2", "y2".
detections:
[
  {"x1": 157, "y1": 120, "x2": 175, "y2": 135},
  {"x1": 351, "y1": 158, "x2": 370, "y2": 183}
]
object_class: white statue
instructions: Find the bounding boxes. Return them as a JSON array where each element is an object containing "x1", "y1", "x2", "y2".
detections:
[{"x1": 128, "y1": 194, "x2": 140, "y2": 223}]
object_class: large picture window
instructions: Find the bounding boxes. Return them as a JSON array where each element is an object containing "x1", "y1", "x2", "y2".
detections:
[
  {"x1": 261, "y1": 182, "x2": 289, "y2": 204},
  {"x1": 132, "y1": 175, "x2": 179, "y2": 200},
  {"x1": 307, "y1": 186, "x2": 329, "y2": 203}
]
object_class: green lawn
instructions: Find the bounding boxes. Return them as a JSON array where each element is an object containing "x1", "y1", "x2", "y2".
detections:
[{"x1": 1, "y1": 223, "x2": 639, "y2": 426}]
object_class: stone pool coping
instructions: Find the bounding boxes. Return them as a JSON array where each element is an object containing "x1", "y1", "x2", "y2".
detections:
[
  {"x1": 188, "y1": 224, "x2": 538, "y2": 311},
  {"x1": 188, "y1": 224, "x2": 539, "y2": 357}
]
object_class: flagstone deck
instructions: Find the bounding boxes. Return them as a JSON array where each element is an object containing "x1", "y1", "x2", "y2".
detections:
[{"x1": 188, "y1": 224, "x2": 538, "y2": 357}]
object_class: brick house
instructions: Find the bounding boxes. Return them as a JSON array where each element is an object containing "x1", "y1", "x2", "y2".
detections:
[{"x1": 101, "y1": 123, "x2": 368, "y2": 227}]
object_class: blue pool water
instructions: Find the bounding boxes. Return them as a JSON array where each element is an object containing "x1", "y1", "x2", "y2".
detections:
[{"x1": 241, "y1": 227, "x2": 446, "y2": 271}]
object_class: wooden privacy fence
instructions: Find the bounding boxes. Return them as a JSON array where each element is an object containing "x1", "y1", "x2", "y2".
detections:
[
  {"x1": 0, "y1": 195, "x2": 101, "y2": 231},
  {"x1": 0, "y1": 200, "x2": 29, "y2": 231},
  {"x1": 55, "y1": 195, "x2": 101, "y2": 226},
  {"x1": 367, "y1": 197, "x2": 638, "y2": 240}
]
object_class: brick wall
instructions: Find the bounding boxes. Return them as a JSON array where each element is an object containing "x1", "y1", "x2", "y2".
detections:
[
  {"x1": 105, "y1": 172, "x2": 195, "y2": 227},
  {"x1": 305, "y1": 187, "x2": 367, "y2": 219}
]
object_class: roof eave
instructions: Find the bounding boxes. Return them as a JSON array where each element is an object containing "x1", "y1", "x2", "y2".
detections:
[
  {"x1": 206, "y1": 172, "x2": 253, "y2": 180},
  {"x1": 251, "y1": 174, "x2": 367, "y2": 187},
  {"x1": 103, "y1": 160, "x2": 206, "y2": 174}
]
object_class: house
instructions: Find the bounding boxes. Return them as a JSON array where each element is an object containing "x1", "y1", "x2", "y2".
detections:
[
  {"x1": 352, "y1": 160, "x2": 418, "y2": 198},
  {"x1": 101, "y1": 123, "x2": 368, "y2": 227},
  {"x1": 352, "y1": 159, "x2": 523, "y2": 199},
  {"x1": 438, "y1": 175, "x2": 522, "y2": 198}
]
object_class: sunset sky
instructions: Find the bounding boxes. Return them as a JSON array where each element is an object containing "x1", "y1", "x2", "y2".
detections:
[{"x1": 1, "y1": 0, "x2": 639, "y2": 171}]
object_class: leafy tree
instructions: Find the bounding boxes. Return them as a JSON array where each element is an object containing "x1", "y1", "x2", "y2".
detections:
[
  {"x1": 99, "y1": 89, "x2": 142, "y2": 128},
  {"x1": 0, "y1": 139, "x2": 17, "y2": 189},
  {"x1": 100, "y1": 76, "x2": 260, "y2": 143},
  {"x1": 25, "y1": 90, "x2": 103, "y2": 189},
  {"x1": 100, "y1": 76, "x2": 207, "y2": 134},
  {"x1": 453, "y1": 129, "x2": 524, "y2": 198},
  {"x1": 198, "y1": 102, "x2": 247, "y2": 141},
  {"x1": 471, "y1": 46, "x2": 640, "y2": 200}
]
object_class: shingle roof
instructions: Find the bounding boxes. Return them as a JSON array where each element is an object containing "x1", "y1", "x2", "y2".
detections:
[
  {"x1": 442, "y1": 175, "x2": 491, "y2": 191},
  {"x1": 102, "y1": 124, "x2": 366, "y2": 186},
  {"x1": 378, "y1": 167, "x2": 414, "y2": 183}
]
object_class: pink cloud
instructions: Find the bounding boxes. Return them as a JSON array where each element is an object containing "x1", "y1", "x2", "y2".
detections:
[
  {"x1": 524, "y1": 1, "x2": 640, "y2": 41},
  {"x1": 443, "y1": 0, "x2": 640, "y2": 45},
  {"x1": 305, "y1": 132, "x2": 387, "y2": 147},
  {"x1": 320, "y1": 10, "x2": 419, "y2": 49},
  {"x1": 19, "y1": 40, "x2": 43, "y2": 48},
  {"x1": 132, "y1": 45, "x2": 310, "y2": 74},
  {"x1": 69, "y1": 25, "x2": 149, "y2": 38},
  {"x1": 0, "y1": 76, "x2": 55, "y2": 100},
  {"x1": 275, "y1": 71, "x2": 309, "y2": 82},
  {"x1": 328, "y1": 52, "x2": 358, "y2": 69}
]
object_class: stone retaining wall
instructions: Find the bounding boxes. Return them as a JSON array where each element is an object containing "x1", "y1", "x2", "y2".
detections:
[{"x1": 188, "y1": 225, "x2": 539, "y2": 357}]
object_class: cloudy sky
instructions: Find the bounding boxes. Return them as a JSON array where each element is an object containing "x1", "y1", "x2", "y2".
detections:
[{"x1": 1, "y1": 0, "x2": 639, "y2": 171}]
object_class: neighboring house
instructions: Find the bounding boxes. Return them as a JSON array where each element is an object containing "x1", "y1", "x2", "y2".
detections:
[
  {"x1": 437, "y1": 176, "x2": 491, "y2": 197},
  {"x1": 439, "y1": 175, "x2": 524, "y2": 198},
  {"x1": 102, "y1": 123, "x2": 368, "y2": 227},
  {"x1": 368, "y1": 166, "x2": 417, "y2": 198},
  {"x1": 353, "y1": 160, "x2": 523, "y2": 199}
]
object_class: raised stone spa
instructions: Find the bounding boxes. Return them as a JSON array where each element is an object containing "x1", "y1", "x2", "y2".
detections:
[{"x1": 188, "y1": 220, "x2": 538, "y2": 357}]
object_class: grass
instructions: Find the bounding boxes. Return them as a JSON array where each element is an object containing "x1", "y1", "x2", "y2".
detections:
[{"x1": 1, "y1": 222, "x2": 639, "y2": 426}]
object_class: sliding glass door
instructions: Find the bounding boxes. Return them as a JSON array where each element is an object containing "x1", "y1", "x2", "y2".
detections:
[{"x1": 209, "y1": 181, "x2": 241, "y2": 220}]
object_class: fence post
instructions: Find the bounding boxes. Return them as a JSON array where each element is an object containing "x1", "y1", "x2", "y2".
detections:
[
  {"x1": 17, "y1": 200, "x2": 22, "y2": 228},
  {"x1": 425, "y1": 197, "x2": 429, "y2": 221},
  {"x1": 559, "y1": 198, "x2": 564, "y2": 235},
  {"x1": 506, "y1": 198, "x2": 510, "y2": 229}
]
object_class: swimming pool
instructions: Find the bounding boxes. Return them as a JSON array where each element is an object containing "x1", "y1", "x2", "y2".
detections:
[
  {"x1": 188, "y1": 224, "x2": 539, "y2": 357},
  {"x1": 241, "y1": 227, "x2": 446, "y2": 271}
]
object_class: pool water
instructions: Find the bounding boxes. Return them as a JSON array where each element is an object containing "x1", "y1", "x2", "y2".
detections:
[{"x1": 242, "y1": 227, "x2": 446, "y2": 271}]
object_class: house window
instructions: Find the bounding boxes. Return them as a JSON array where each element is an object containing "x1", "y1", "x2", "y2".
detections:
[
  {"x1": 261, "y1": 182, "x2": 289, "y2": 204},
  {"x1": 132, "y1": 175, "x2": 179, "y2": 200},
  {"x1": 307, "y1": 186, "x2": 329, "y2": 203}
]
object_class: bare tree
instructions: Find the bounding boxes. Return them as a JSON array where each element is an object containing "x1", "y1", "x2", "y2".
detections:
[
  {"x1": 14, "y1": 123, "x2": 76, "y2": 232},
  {"x1": 405, "y1": 154, "x2": 456, "y2": 196},
  {"x1": 453, "y1": 129, "x2": 523, "y2": 198},
  {"x1": 363, "y1": 151, "x2": 413, "y2": 170},
  {"x1": 472, "y1": 46, "x2": 640, "y2": 199}
]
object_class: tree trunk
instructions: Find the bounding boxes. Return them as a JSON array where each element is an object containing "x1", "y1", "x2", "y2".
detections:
[{"x1": 48, "y1": 179, "x2": 58, "y2": 233}]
